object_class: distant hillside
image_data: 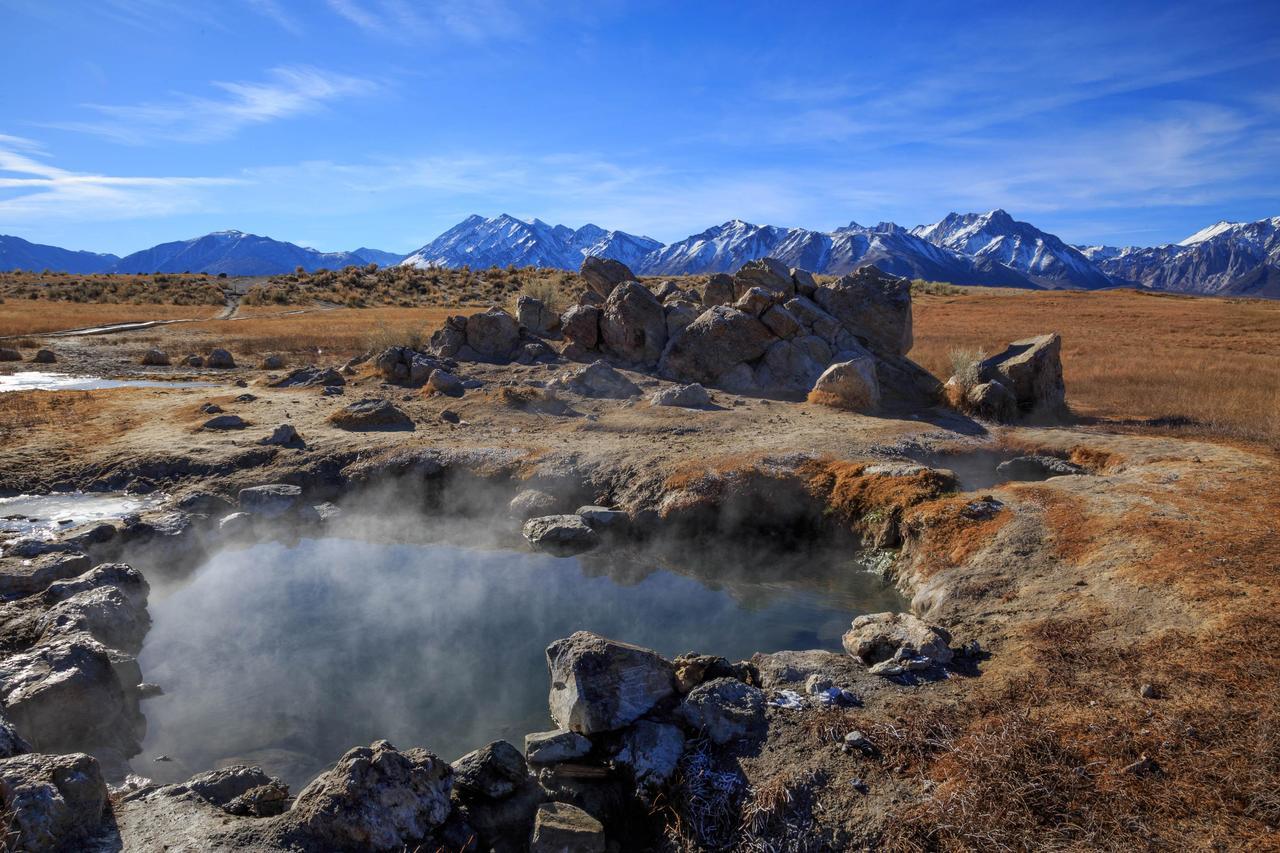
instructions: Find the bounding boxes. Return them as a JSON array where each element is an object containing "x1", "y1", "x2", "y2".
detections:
[{"x1": 0, "y1": 235, "x2": 119, "y2": 274}]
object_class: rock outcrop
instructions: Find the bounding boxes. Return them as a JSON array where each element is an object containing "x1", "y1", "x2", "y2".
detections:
[
  {"x1": 0, "y1": 751, "x2": 107, "y2": 852},
  {"x1": 599, "y1": 281, "x2": 667, "y2": 365},
  {"x1": 580, "y1": 256, "x2": 635, "y2": 299},
  {"x1": 977, "y1": 333, "x2": 1067, "y2": 418}
]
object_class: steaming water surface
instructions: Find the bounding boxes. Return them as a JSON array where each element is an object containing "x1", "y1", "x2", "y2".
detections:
[{"x1": 140, "y1": 535, "x2": 905, "y2": 789}]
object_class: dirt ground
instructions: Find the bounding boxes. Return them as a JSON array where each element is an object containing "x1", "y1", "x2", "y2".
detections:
[{"x1": 1, "y1": 290, "x2": 1278, "y2": 850}]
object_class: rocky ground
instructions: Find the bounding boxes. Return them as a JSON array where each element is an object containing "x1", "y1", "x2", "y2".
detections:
[{"x1": 0, "y1": 261, "x2": 1277, "y2": 851}]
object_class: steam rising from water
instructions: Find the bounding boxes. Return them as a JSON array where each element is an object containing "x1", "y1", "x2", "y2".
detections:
[{"x1": 139, "y1": 530, "x2": 904, "y2": 789}]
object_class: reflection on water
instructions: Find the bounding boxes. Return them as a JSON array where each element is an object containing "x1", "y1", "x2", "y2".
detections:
[
  {"x1": 0, "y1": 371, "x2": 215, "y2": 393},
  {"x1": 140, "y1": 536, "x2": 904, "y2": 789},
  {"x1": 0, "y1": 492, "x2": 162, "y2": 541}
]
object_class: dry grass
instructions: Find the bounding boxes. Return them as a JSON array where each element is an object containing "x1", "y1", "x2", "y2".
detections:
[
  {"x1": 0, "y1": 299, "x2": 221, "y2": 337},
  {"x1": 912, "y1": 287, "x2": 1280, "y2": 445}
]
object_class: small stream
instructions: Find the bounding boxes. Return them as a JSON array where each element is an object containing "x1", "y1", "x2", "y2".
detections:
[
  {"x1": 139, "y1": 534, "x2": 905, "y2": 789},
  {"x1": 0, "y1": 492, "x2": 163, "y2": 542},
  {"x1": 0, "y1": 371, "x2": 216, "y2": 393}
]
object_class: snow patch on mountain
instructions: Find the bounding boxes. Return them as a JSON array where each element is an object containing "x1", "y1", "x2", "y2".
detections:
[{"x1": 400, "y1": 214, "x2": 661, "y2": 271}]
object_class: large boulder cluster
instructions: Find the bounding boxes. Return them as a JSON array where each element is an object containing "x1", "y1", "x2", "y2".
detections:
[{"x1": 422, "y1": 256, "x2": 945, "y2": 413}]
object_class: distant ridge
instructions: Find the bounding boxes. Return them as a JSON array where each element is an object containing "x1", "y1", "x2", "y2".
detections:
[{"x1": 5, "y1": 212, "x2": 1279, "y2": 297}]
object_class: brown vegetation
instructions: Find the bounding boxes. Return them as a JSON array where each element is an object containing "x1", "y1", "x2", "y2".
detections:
[
  {"x1": 0, "y1": 298, "x2": 221, "y2": 337},
  {"x1": 913, "y1": 287, "x2": 1280, "y2": 445},
  {"x1": 0, "y1": 271, "x2": 226, "y2": 305}
]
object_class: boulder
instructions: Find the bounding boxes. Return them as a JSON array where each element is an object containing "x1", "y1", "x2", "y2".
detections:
[
  {"x1": 813, "y1": 266, "x2": 913, "y2": 357},
  {"x1": 663, "y1": 301, "x2": 701, "y2": 339},
  {"x1": 977, "y1": 333, "x2": 1067, "y2": 417},
  {"x1": 0, "y1": 553, "x2": 91, "y2": 598},
  {"x1": 329, "y1": 398, "x2": 414, "y2": 431},
  {"x1": 425, "y1": 369, "x2": 463, "y2": 397},
  {"x1": 842, "y1": 612, "x2": 953, "y2": 671},
  {"x1": 225, "y1": 780, "x2": 291, "y2": 817},
  {"x1": 551, "y1": 361, "x2": 639, "y2": 399},
  {"x1": 529, "y1": 801, "x2": 605, "y2": 853},
  {"x1": 140, "y1": 349, "x2": 170, "y2": 366},
  {"x1": 808, "y1": 354, "x2": 881, "y2": 412},
  {"x1": 259, "y1": 423, "x2": 302, "y2": 446},
  {"x1": 579, "y1": 256, "x2": 635, "y2": 299},
  {"x1": 207, "y1": 348, "x2": 236, "y2": 368},
  {"x1": 732, "y1": 257, "x2": 794, "y2": 301},
  {"x1": 545, "y1": 631, "x2": 676, "y2": 734},
  {"x1": 523, "y1": 515, "x2": 598, "y2": 555},
  {"x1": 733, "y1": 286, "x2": 776, "y2": 317},
  {"x1": 761, "y1": 304, "x2": 801, "y2": 339},
  {"x1": 650, "y1": 383, "x2": 712, "y2": 408},
  {"x1": 0, "y1": 752, "x2": 107, "y2": 852},
  {"x1": 271, "y1": 366, "x2": 345, "y2": 388},
  {"x1": 996, "y1": 455, "x2": 1087, "y2": 481},
  {"x1": 452, "y1": 740, "x2": 528, "y2": 800},
  {"x1": 652, "y1": 280, "x2": 681, "y2": 302},
  {"x1": 184, "y1": 354, "x2": 204, "y2": 367},
  {"x1": 560, "y1": 305, "x2": 602, "y2": 350},
  {"x1": 790, "y1": 267, "x2": 818, "y2": 297},
  {"x1": 677, "y1": 677, "x2": 767, "y2": 745},
  {"x1": 518, "y1": 295, "x2": 561, "y2": 336},
  {"x1": 261, "y1": 354, "x2": 285, "y2": 369},
  {"x1": 201, "y1": 414, "x2": 247, "y2": 430},
  {"x1": 427, "y1": 315, "x2": 468, "y2": 359},
  {"x1": 238, "y1": 484, "x2": 302, "y2": 517},
  {"x1": 575, "y1": 506, "x2": 628, "y2": 530},
  {"x1": 35, "y1": 585, "x2": 149, "y2": 654},
  {"x1": 32, "y1": 349, "x2": 57, "y2": 364},
  {"x1": 965, "y1": 379, "x2": 1017, "y2": 421},
  {"x1": 287, "y1": 740, "x2": 452, "y2": 852},
  {"x1": 0, "y1": 633, "x2": 135, "y2": 754},
  {"x1": 657, "y1": 306, "x2": 774, "y2": 386},
  {"x1": 756, "y1": 339, "x2": 826, "y2": 394},
  {"x1": 615, "y1": 720, "x2": 684, "y2": 795},
  {"x1": 524, "y1": 730, "x2": 592, "y2": 765},
  {"x1": 0, "y1": 347, "x2": 20, "y2": 361},
  {"x1": 465, "y1": 308, "x2": 521, "y2": 361},
  {"x1": 509, "y1": 489, "x2": 561, "y2": 521},
  {"x1": 701, "y1": 273, "x2": 735, "y2": 307},
  {"x1": 456, "y1": 777, "x2": 545, "y2": 852},
  {"x1": 183, "y1": 765, "x2": 279, "y2": 807},
  {"x1": 784, "y1": 295, "x2": 841, "y2": 342},
  {"x1": 599, "y1": 281, "x2": 667, "y2": 365}
]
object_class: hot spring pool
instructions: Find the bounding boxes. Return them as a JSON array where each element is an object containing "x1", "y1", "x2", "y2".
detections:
[
  {"x1": 139, "y1": 535, "x2": 905, "y2": 789},
  {"x1": 0, "y1": 371, "x2": 215, "y2": 393}
]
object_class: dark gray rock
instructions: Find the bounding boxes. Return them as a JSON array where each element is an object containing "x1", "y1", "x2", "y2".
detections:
[
  {"x1": 140, "y1": 349, "x2": 170, "y2": 366},
  {"x1": 453, "y1": 740, "x2": 528, "y2": 800},
  {"x1": 599, "y1": 281, "x2": 667, "y2": 365},
  {"x1": 529, "y1": 801, "x2": 605, "y2": 852},
  {"x1": 271, "y1": 366, "x2": 345, "y2": 388},
  {"x1": 701, "y1": 273, "x2": 734, "y2": 307},
  {"x1": 524, "y1": 730, "x2": 592, "y2": 765},
  {"x1": 259, "y1": 424, "x2": 301, "y2": 446},
  {"x1": 518, "y1": 295, "x2": 561, "y2": 336},
  {"x1": 615, "y1": 719, "x2": 684, "y2": 795},
  {"x1": 813, "y1": 265, "x2": 913, "y2": 357},
  {"x1": 996, "y1": 454, "x2": 1087, "y2": 480},
  {"x1": 201, "y1": 414, "x2": 247, "y2": 430},
  {"x1": 732, "y1": 257, "x2": 794, "y2": 301},
  {"x1": 978, "y1": 333, "x2": 1067, "y2": 418},
  {"x1": 426, "y1": 369, "x2": 463, "y2": 397},
  {"x1": 579, "y1": 256, "x2": 635, "y2": 299},
  {"x1": 238, "y1": 484, "x2": 302, "y2": 517},
  {"x1": 574, "y1": 506, "x2": 628, "y2": 530},
  {"x1": 329, "y1": 398, "x2": 414, "y2": 431},
  {"x1": 206, "y1": 348, "x2": 236, "y2": 368},
  {"x1": 465, "y1": 307, "x2": 521, "y2": 362},
  {"x1": 560, "y1": 304, "x2": 601, "y2": 350},
  {"x1": 678, "y1": 677, "x2": 767, "y2": 744},
  {"x1": 32, "y1": 349, "x2": 57, "y2": 364}
]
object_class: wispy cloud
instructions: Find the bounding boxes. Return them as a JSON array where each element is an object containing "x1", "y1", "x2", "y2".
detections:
[
  {"x1": 43, "y1": 65, "x2": 377, "y2": 145},
  {"x1": 0, "y1": 136, "x2": 238, "y2": 224},
  {"x1": 325, "y1": 0, "x2": 525, "y2": 43},
  {"x1": 245, "y1": 0, "x2": 303, "y2": 35}
]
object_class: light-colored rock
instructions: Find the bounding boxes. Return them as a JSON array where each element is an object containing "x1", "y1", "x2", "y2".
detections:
[
  {"x1": 517, "y1": 295, "x2": 561, "y2": 336},
  {"x1": 757, "y1": 339, "x2": 826, "y2": 394},
  {"x1": 0, "y1": 553, "x2": 91, "y2": 598},
  {"x1": 579, "y1": 256, "x2": 635, "y2": 299},
  {"x1": 529, "y1": 801, "x2": 605, "y2": 853},
  {"x1": 977, "y1": 333, "x2": 1067, "y2": 418},
  {"x1": 761, "y1": 304, "x2": 801, "y2": 339},
  {"x1": 238, "y1": 484, "x2": 302, "y2": 517},
  {"x1": 808, "y1": 355, "x2": 881, "y2": 412},
  {"x1": 0, "y1": 752, "x2": 107, "y2": 852},
  {"x1": 560, "y1": 304, "x2": 602, "y2": 350},
  {"x1": 650, "y1": 383, "x2": 712, "y2": 408},
  {"x1": 465, "y1": 307, "x2": 521, "y2": 361},
  {"x1": 524, "y1": 730, "x2": 591, "y2": 765},
  {"x1": 182, "y1": 765, "x2": 279, "y2": 807},
  {"x1": 425, "y1": 369, "x2": 463, "y2": 397},
  {"x1": 523, "y1": 515, "x2": 598, "y2": 555},
  {"x1": 965, "y1": 379, "x2": 1017, "y2": 421},
  {"x1": 615, "y1": 720, "x2": 684, "y2": 794},
  {"x1": 842, "y1": 612, "x2": 953, "y2": 669},
  {"x1": 733, "y1": 286, "x2": 776, "y2": 317},
  {"x1": 453, "y1": 740, "x2": 527, "y2": 800},
  {"x1": 664, "y1": 301, "x2": 701, "y2": 339},
  {"x1": 287, "y1": 740, "x2": 452, "y2": 852},
  {"x1": 574, "y1": 505, "x2": 628, "y2": 529},
  {"x1": 813, "y1": 265, "x2": 913, "y2": 356},
  {"x1": 732, "y1": 257, "x2": 794, "y2": 301},
  {"x1": 657, "y1": 305, "x2": 774, "y2": 385},
  {"x1": 545, "y1": 631, "x2": 676, "y2": 734},
  {"x1": 510, "y1": 489, "x2": 561, "y2": 520},
  {"x1": 599, "y1": 281, "x2": 667, "y2": 365},
  {"x1": 678, "y1": 677, "x2": 767, "y2": 744},
  {"x1": 551, "y1": 360, "x2": 639, "y2": 399}
]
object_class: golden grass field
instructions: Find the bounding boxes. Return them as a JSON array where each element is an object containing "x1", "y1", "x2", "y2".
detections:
[
  {"x1": 912, "y1": 287, "x2": 1280, "y2": 445},
  {"x1": 0, "y1": 298, "x2": 223, "y2": 338}
]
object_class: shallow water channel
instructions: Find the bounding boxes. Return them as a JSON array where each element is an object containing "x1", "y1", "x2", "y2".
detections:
[
  {"x1": 139, "y1": 534, "x2": 905, "y2": 789},
  {"x1": 0, "y1": 491, "x2": 163, "y2": 542},
  {"x1": 0, "y1": 371, "x2": 215, "y2": 393}
]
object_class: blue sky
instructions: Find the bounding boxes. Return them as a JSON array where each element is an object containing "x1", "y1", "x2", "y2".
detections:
[{"x1": 2, "y1": 0, "x2": 1278, "y2": 254}]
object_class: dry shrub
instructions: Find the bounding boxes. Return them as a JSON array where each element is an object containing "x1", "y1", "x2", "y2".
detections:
[{"x1": 946, "y1": 347, "x2": 986, "y2": 388}]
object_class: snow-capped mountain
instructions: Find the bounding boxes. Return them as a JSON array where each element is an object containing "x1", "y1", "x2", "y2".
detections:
[
  {"x1": 911, "y1": 209, "x2": 1111, "y2": 289},
  {"x1": 400, "y1": 214, "x2": 662, "y2": 271},
  {"x1": 111, "y1": 230, "x2": 376, "y2": 276},
  {"x1": 639, "y1": 219, "x2": 1037, "y2": 286},
  {"x1": 0, "y1": 235, "x2": 119, "y2": 274},
  {"x1": 351, "y1": 247, "x2": 407, "y2": 267},
  {"x1": 1085, "y1": 216, "x2": 1280, "y2": 297}
]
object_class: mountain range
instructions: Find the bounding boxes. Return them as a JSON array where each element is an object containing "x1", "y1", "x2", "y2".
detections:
[{"x1": 4, "y1": 211, "x2": 1279, "y2": 298}]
